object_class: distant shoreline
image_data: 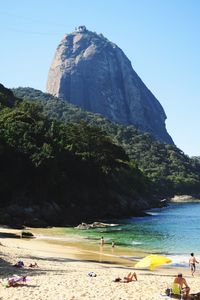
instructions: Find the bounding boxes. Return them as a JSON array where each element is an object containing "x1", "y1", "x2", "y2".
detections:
[{"x1": 170, "y1": 195, "x2": 200, "y2": 202}]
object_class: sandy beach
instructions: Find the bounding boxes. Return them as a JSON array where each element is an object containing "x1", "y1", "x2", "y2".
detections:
[{"x1": 1, "y1": 228, "x2": 200, "y2": 300}]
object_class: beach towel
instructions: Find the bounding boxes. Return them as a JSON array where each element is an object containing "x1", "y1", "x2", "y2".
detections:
[{"x1": 7, "y1": 275, "x2": 27, "y2": 287}]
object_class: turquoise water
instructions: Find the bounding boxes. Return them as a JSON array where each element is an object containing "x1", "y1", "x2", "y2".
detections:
[
  {"x1": 36, "y1": 202, "x2": 200, "y2": 266},
  {"x1": 67, "y1": 203, "x2": 200, "y2": 254}
]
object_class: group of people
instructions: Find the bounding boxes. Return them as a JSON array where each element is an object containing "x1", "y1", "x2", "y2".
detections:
[
  {"x1": 13, "y1": 260, "x2": 39, "y2": 268},
  {"x1": 99, "y1": 237, "x2": 199, "y2": 299},
  {"x1": 100, "y1": 237, "x2": 115, "y2": 248},
  {"x1": 169, "y1": 253, "x2": 199, "y2": 299},
  {"x1": 112, "y1": 250, "x2": 199, "y2": 299}
]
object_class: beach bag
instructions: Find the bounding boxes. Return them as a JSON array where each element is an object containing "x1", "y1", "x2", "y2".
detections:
[
  {"x1": 88, "y1": 272, "x2": 97, "y2": 277},
  {"x1": 190, "y1": 293, "x2": 200, "y2": 300},
  {"x1": 165, "y1": 288, "x2": 171, "y2": 296}
]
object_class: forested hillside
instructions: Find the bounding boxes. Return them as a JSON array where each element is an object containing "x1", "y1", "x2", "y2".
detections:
[
  {"x1": 13, "y1": 87, "x2": 200, "y2": 196},
  {"x1": 0, "y1": 84, "x2": 154, "y2": 227}
]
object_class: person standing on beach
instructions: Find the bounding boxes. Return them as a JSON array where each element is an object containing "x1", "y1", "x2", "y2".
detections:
[
  {"x1": 100, "y1": 237, "x2": 104, "y2": 247},
  {"x1": 111, "y1": 240, "x2": 115, "y2": 253},
  {"x1": 189, "y1": 253, "x2": 199, "y2": 276}
]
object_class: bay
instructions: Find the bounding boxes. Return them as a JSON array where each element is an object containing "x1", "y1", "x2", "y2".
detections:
[{"x1": 32, "y1": 202, "x2": 200, "y2": 267}]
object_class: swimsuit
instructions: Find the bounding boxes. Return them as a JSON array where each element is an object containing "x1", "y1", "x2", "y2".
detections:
[{"x1": 190, "y1": 263, "x2": 195, "y2": 271}]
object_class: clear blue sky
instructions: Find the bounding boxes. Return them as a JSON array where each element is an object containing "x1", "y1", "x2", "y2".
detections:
[{"x1": 0, "y1": 0, "x2": 199, "y2": 156}]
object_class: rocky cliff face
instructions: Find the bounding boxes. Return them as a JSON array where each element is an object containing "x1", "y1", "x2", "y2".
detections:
[{"x1": 46, "y1": 26, "x2": 173, "y2": 144}]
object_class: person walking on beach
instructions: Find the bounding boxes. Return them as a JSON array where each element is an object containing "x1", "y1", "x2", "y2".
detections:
[{"x1": 189, "y1": 253, "x2": 199, "y2": 276}]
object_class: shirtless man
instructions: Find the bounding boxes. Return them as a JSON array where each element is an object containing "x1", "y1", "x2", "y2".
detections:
[
  {"x1": 189, "y1": 253, "x2": 199, "y2": 276},
  {"x1": 174, "y1": 273, "x2": 190, "y2": 298}
]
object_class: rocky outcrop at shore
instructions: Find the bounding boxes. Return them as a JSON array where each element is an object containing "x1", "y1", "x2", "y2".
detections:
[
  {"x1": 0, "y1": 203, "x2": 62, "y2": 228},
  {"x1": 0, "y1": 194, "x2": 153, "y2": 227},
  {"x1": 75, "y1": 222, "x2": 119, "y2": 229},
  {"x1": 21, "y1": 231, "x2": 35, "y2": 238}
]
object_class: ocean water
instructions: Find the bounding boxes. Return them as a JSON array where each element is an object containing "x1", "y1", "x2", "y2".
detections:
[{"x1": 34, "y1": 202, "x2": 200, "y2": 267}]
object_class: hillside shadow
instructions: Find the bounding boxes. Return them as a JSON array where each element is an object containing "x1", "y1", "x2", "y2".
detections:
[
  {"x1": 0, "y1": 257, "x2": 13, "y2": 273},
  {"x1": 0, "y1": 249, "x2": 138, "y2": 279},
  {"x1": 0, "y1": 256, "x2": 47, "y2": 278}
]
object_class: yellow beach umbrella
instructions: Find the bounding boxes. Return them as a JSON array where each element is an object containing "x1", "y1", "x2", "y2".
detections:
[{"x1": 134, "y1": 254, "x2": 172, "y2": 270}]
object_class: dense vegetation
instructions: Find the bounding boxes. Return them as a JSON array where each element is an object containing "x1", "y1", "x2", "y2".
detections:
[
  {"x1": 0, "y1": 84, "x2": 199, "y2": 227},
  {"x1": 0, "y1": 85, "x2": 153, "y2": 227},
  {"x1": 13, "y1": 87, "x2": 200, "y2": 196}
]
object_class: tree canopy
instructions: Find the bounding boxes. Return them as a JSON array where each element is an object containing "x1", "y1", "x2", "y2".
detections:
[
  {"x1": 13, "y1": 87, "x2": 200, "y2": 196},
  {"x1": 0, "y1": 85, "x2": 154, "y2": 226}
]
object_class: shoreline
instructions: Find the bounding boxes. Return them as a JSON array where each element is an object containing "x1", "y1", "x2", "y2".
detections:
[
  {"x1": 1, "y1": 227, "x2": 200, "y2": 299},
  {"x1": 0, "y1": 227, "x2": 146, "y2": 267},
  {"x1": 0, "y1": 227, "x2": 195, "y2": 268}
]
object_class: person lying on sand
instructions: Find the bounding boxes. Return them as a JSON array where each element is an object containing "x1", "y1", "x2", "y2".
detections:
[
  {"x1": 124, "y1": 272, "x2": 137, "y2": 282},
  {"x1": 114, "y1": 272, "x2": 137, "y2": 283},
  {"x1": 13, "y1": 261, "x2": 24, "y2": 268},
  {"x1": 29, "y1": 262, "x2": 39, "y2": 268},
  {"x1": 7, "y1": 275, "x2": 27, "y2": 287}
]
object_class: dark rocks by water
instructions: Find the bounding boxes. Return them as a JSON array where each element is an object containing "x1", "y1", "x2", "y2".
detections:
[{"x1": 21, "y1": 231, "x2": 35, "y2": 238}]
